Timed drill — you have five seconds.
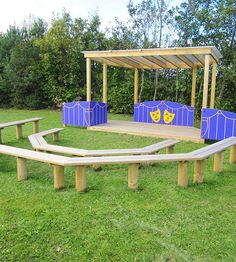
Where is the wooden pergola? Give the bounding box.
[82,46,222,109]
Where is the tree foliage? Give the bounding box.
[0,1,235,114]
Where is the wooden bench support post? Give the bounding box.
[75,166,86,192]
[0,129,2,144]
[178,161,188,187]
[33,120,39,133]
[128,163,139,189]
[213,151,224,173]
[52,132,59,141]
[17,157,27,181]
[166,145,174,154]
[193,160,204,184]
[229,145,236,164]
[16,124,23,139]
[53,165,65,189]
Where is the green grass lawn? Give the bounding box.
[0,109,235,262]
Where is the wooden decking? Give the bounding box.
[88,120,204,143]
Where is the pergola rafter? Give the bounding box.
[82,46,222,109]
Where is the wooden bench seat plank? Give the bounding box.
[0,144,68,165]
[65,153,198,166]
[38,128,64,137]
[191,137,236,158]
[0,117,43,128]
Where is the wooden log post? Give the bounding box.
[16,124,23,139]
[53,165,65,189]
[33,120,39,133]
[229,145,236,164]
[0,129,2,144]
[193,160,204,184]
[134,68,139,104]
[103,64,107,104]
[86,58,91,102]
[128,163,139,189]
[202,54,210,108]
[178,161,188,187]
[210,61,217,109]
[75,166,86,192]
[17,157,27,181]
[166,145,174,154]
[213,151,224,173]
[191,65,197,107]
[52,132,59,141]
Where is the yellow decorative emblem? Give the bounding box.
[150,109,161,123]
[163,109,175,124]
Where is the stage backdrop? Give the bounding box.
[62,101,107,127]
[201,108,236,140]
[134,101,194,127]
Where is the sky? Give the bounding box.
[0,0,182,33]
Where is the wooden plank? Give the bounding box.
[17,157,27,181]
[86,58,91,102]
[191,66,197,107]
[16,124,23,139]
[0,144,69,165]
[66,153,199,166]
[75,166,86,192]
[176,55,194,68]
[134,68,138,104]
[230,145,236,164]
[82,47,222,60]
[202,54,210,108]
[88,120,204,144]
[33,120,39,133]
[118,57,142,68]
[128,163,139,189]
[145,56,167,68]
[53,165,65,189]
[0,117,43,128]
[178,161,188,187]
[39,128,64,137]
[103,64,108,104]
[213,151,224,173]
[193,160,204,183]
[210,61,217,108]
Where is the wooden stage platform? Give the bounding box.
[88,120,204,143]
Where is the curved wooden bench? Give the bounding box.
[0,117,43,143]
[0,136,235,192]
[29,128,179,156]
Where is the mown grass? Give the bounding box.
[0,109,235,262]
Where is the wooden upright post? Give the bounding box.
[191,66,197,107]
[16,124,23,139]
[210,61,217,109]
[178,161,188,187]
[128,163,139,189]
[213,152,224,173]
[193,160,204,183]
[33,120,39,133]
[202,54,210,108]
[230,145,236,164]
[86,58,91,102]
[17,157,27,181]
[52,132,59,141]
[75,166,86,192]
[166,145,174,154]
[53,165,65,189]
[134,68,139,104]
[103,64,107,104]
[0,129,2,144]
